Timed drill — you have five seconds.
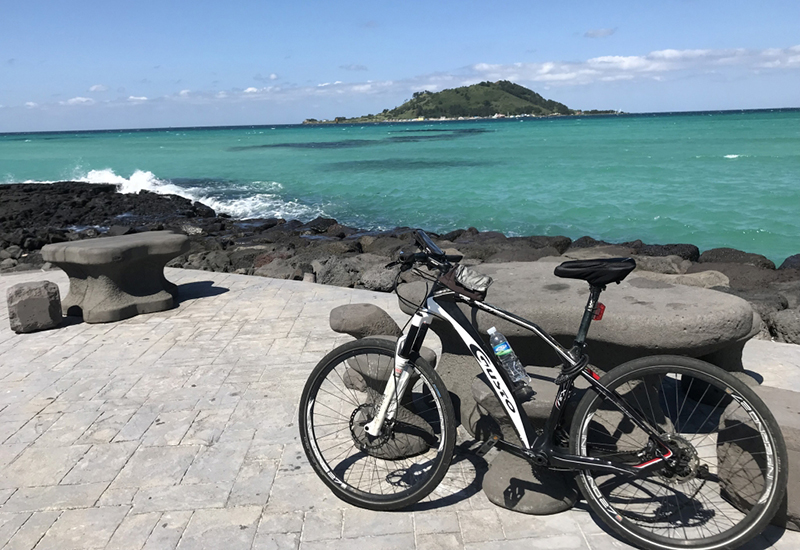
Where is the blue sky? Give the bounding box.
[1,0,798,132]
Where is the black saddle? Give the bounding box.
[554,258,636,287]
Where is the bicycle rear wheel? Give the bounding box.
[570,355,787,550]
[299,337,456,510]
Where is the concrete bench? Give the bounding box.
[41,231,189,323]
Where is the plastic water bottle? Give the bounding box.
[487,326,531,387]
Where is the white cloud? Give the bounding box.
[61,97,95,106]
[179,89,191,96]
[340,64,368,71]
[585,28,616,39]
[24,102,38,108]
[270,73,278,80]
[128,96,148,102]
[89,84,108,92]
[244,87,259,93]
[470,45,800,87]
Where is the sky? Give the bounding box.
[1,0,798,132]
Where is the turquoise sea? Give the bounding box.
[1,109,799,264]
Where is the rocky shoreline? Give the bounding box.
[2,181,799,343]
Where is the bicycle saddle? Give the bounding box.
[554,257,636,286]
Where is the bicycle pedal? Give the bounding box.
[474,434,500,457]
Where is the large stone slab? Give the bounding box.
[41,231,189,323]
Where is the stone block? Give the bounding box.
[483,450,579,515]
[7,280,62,333]
[330,303,402,339]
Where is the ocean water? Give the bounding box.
[1,110,799,264]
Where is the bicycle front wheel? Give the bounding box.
[570,355,787,550]
[299,337,456,510]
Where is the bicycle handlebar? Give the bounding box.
[383,230,462,271]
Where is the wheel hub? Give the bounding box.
[657,434,700,484]
[349,404,392,452]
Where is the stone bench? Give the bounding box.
[41,231,189,323]
[397,259,759,430]
[396,259,761,514]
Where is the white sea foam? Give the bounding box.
[724,154,740,158]
[81,168,189,196]
[65,168,328,221]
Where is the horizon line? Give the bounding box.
[2,106,798,137]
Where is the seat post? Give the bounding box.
[573,284,604,350]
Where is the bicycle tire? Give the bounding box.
[570,355,787,550]
[299,337,456,510]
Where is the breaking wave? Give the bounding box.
[56,168,328,221]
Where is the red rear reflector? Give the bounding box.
[593,303,606,321]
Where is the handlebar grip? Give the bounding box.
[445,254,463,263]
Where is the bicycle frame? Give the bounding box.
[375,278,677,478]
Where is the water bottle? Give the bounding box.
[487,326,531,387]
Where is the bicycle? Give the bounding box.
[299,229,787,550]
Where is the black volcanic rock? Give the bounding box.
[698,247,776,270]
[780,254,800,270]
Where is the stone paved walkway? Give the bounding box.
[0,267,797,550]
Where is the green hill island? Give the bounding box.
[303,80,618,124]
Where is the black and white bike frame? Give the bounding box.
[367,283,677,478]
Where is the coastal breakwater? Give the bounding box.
[2,181,799,344]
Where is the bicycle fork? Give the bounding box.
[363,310,433,437]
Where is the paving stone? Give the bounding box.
[302,533,415,550]
[106,511,162,550]
[112,410,158,443]
[96,485,139,507]
[182,440,249,484]
[457,509,504,543]
[176,506,261,550]
[132,482,232,513]
[413,510,461,535]
[35,506,130,550]
[30,411,101,447]
[113,445,199,487]
[302,509,343,541]
[61,441,140,484]
[227,458,278,506]
[465,534,590,549]
[416,533,465,550]
[142,510,193,550]
[0,488,16,505]
[342,508,413,538]
[0,444,90,488]
[2,510,60,550]
[141,410,199,446]
[0,513,31,547]
[3,413,60,444]
[75,409,137,444]
[1,482,108,513]
[181,409,234,445]
[256,511,304,534]
[251,532,300,550]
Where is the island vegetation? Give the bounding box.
[303,80,619,124]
